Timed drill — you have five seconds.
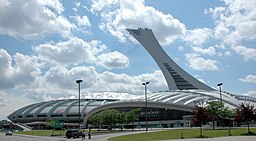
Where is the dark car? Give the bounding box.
[5,131,13,136]
[66,129,84,139]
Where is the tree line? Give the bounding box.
[192,101,256,137]
[87,101,255,135]
[88,108,141,131]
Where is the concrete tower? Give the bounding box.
[127,28,214,91]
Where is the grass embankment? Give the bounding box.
[16,130,65,136]
[16,130,53,136]
[108,128,256,141]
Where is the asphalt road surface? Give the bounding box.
[1,131,256,141]
[0,132,67,141]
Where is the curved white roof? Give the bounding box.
[8,90,256,124]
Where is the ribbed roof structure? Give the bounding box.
[8,99,117,123]
[8,90,256,124]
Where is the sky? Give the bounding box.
[0,0,256,120]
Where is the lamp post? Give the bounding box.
[142,82,149,132]
[217,83,223,102]
[76,79,83,131]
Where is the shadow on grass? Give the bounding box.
[241,131,256,136]
[195,135,209,138]
[50,134,62,136]
[204,128,230,131]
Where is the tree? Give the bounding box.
[108,109,119,130]
[100,109,119,130]
[117,112,126,130]
[46,119,55,129]
[192,102,211,137]
[125,108,140,124]
[235,102,255,134]
[88,108,141,131]
[206,101,225,129]
[222,107,235,136]
[88,112,103,130]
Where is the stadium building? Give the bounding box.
[8,28,256,130]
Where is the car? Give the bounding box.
[65,129,84,139]
[5,131,13,136]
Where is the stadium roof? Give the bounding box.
[8,90,256,124]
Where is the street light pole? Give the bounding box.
[142,82,149,132]
[217,83,223,102]
[76,79,83,131]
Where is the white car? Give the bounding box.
[5,131,12,136]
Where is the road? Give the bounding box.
[0,131,143,141]
[1,131,256,141]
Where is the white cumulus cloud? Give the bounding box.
[239,74,256,83]
[185,54,219,71]
[192,46,216,56]
[72,15,91,27]
[90,0,186,45]
[44,66,98,89]
[232,46,256,61]
[0,0,74,38]
[183,28,212,46]
[33,38,107,66]
[207,0,256,49]
[243,91,256,98]
[0,49,41,89]
[97,70,167,94]
[97,51,129,69]
[0,91,34,120]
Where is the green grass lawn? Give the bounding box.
[16,129,65,136]
[108,128,256,141]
